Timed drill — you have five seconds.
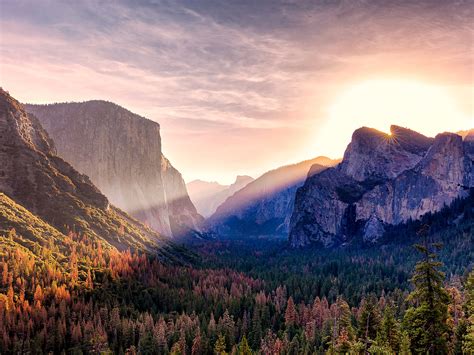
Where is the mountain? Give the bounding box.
[290,125,474,247]
[458,128,474,141]
[187,180,228,216]
[26,101,203,238]
[0,88,181,256]
[187,175,254,217]
[207,157,340,238]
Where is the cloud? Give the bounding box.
[0,0,472,183]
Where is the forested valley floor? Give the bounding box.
[0,193,473,354]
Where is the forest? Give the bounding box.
[0,196,473,354]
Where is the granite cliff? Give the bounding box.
[26,101,203,238]
[290,125,474,247]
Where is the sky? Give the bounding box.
[1,0,473,184]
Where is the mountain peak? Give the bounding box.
[457,128,474,141]
[234,175,253,185]
[389,125,433,154]
[26,100,160,131]
[351,126,388,142]
[0,88,55,155]
[340,125,433,181]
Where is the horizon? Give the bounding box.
[1,0,473,184]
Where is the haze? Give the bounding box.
[0,0,472,184]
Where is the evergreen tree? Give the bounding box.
[463,270,474,353]
[287,334,300,355]
[249,307,262,349]
[357,294,381,350]
[237,335,252,355]
[403,225,450,354]
[214,334,228,355]
[399,331,411,355]
[380,304,400,351]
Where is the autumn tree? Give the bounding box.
[214,334,228,355]
[237,335,252,355]
[285,297,297,328]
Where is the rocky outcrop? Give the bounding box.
[0,88,167,251]
[289,125,474,247]
[187,176,254,217]
[26,101,202,238]
[160,156,204,237]
[339,126,433,181]
[208,157,339,238]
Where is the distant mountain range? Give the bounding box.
[206,156,340,238]
[26,101,203,239]
[290,125,474,247]
[187,175,254,217]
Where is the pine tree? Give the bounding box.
[2,262,8,286]
[214,334,228,355]
[191,328,202,355]
[249,307,262,349]
[285,297,297,327]
[380,304,400,351]
[463,270,474,353]
[287,334,300,355]
[237,335,252,355]
[403,225,450,354]
[218,309,235,348]
[357,294,381,350]
[399,330,411,355]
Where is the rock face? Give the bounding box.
[0,88,167,251]
[289,125,474,247]
[26,101,203,238]
[208,157,339,238]
[160,156,204,237]
[187,176,254,217]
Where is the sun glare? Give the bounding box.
[314,79,472,157]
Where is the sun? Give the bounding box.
[314,79,473,157]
